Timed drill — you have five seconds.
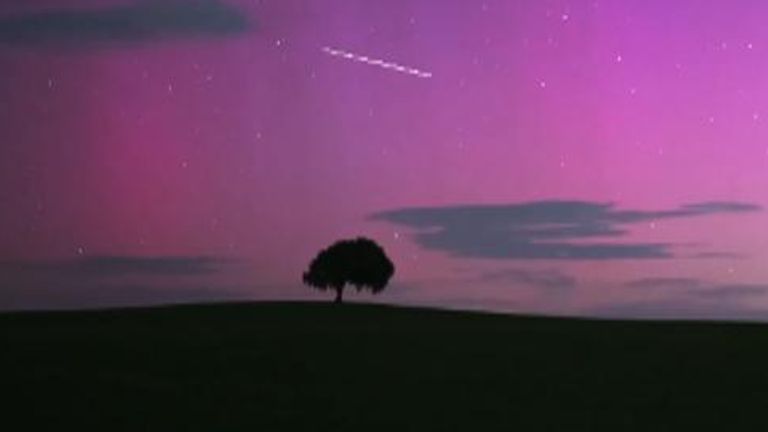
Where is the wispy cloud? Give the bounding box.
[0,283,245,311]
[477,268,576,290]
[371,200,760,260]
[74,255,229,276]
[624,277,702,290]
[0,255,242,310]
[2,255,232,277]
[694,284,768,300]
[623,277,768,300]
[0,1,249,47]
[689,252,746,260]
[593,280,768,321]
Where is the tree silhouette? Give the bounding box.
[303,237,395,303]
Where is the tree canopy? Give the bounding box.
[303,237,395,303]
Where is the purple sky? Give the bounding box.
[1,0,768,319]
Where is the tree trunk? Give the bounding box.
[334,286,344,304]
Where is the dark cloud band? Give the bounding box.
[0,255,232,277]
[477,268,577,290]
[371,200,760,260]
[0,1,249,46]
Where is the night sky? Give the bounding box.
[2,0,768,319]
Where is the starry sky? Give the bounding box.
[2,0,768,319]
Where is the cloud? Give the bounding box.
[689,252,746,259]
[0,1,249,47]
[589,298,768,322]
[0,283,245,311]
[477,268,576,290]
[693,284,768,300]
[0,255,243,310]
[2,255,232,277]
[623,278,768,300]
[74,255,229,276]
[592,280,768,321]
[624,277,702,290]
[370,200,760,260]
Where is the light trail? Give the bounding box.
[322,46,432,78]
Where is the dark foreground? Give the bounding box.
[2,302,768,431]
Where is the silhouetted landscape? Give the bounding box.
[4,0,768,429]
[304,237,395,303]
[3,301,768,431]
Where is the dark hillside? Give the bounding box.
[2,302,767,430]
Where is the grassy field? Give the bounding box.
[2,301,768,430]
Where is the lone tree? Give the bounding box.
[303,237,395,303]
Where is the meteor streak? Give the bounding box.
[322,46,432,78]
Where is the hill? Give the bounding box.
[2,301,767,430]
